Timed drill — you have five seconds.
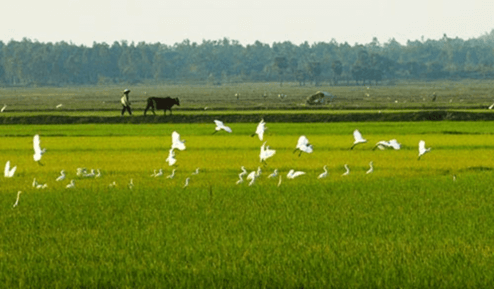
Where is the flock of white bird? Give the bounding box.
[5,121,432,208]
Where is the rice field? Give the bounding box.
[2,121,494,288]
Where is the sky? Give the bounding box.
[2,0,493,47]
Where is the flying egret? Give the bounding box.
[56,104,63,108]
[166,149,177,166]
[267,169,278,178]
[4,161,17,178]
[33,134,46,165]
[260,142,276,164]
[1,104,7,112]
[166,169,176,179]
[373,139,401,150]
[247,171,257,186]
[342,164,350,176]
[317,165,328,179]
[287,169,306,179]
[293,135,313,156]
[56,170,65,181]
[183,177,190,188]
[13,191,22,208]
[366,161,374,174]
[252,119,266,141]
[213,120,232,134]
[171,131,186,151]
[192,168,200,175]
[350,130,367,149]
[418,140,431,160]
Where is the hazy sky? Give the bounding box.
[2,0,493,47]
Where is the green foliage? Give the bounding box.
[2,122,494,287]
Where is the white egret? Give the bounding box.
[260,142,276,164]
[166,149,176,166]
[13,191,22,208]
[489,103,494,110]
[293,135,313,156]
[287,169,306,179]
[66,180,75,188]
[95,169,101,178]
[351,130,367,150]
[366,161,374,174]
[56,104,63,108]
[128,179,134,189]
[373,139,401,150]
[1,104,7,112]
[154,169,163,177]
[56,170,65,181]
[109,181,117,188]
[32,178,38,188]
[83,169,96,178]
[236,167,247,184]
[252,119,266,141]
[317,165,328,179]
[166,169,176,179]
[418,140,431,160]
[76,168,87,177]
[4,161,17,178]
[342,164,350,176]
[267,169,278,178]
[278,175,282,186]
[183,177,190,188]
[171,131,186,151]
[192,168,200,175]
[36,183,48,189]
[247,171,257,186]
[256,166,262,177]
[33,134,46,165]
[213,120,232,134]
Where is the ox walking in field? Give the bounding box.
[144,97,180,116]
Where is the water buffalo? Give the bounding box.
[144,97,180,115]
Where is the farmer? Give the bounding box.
[121,89,132,115]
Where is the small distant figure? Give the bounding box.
[1,104,7,112]
[121,89,132,116]
[431,92,437,102]
[235,93,240,100]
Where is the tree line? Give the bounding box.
[1,30,494,87]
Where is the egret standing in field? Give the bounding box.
[350,129,367,150]
[66,180,75,188]
[56,170,65,181]
[293,135,313,156]
[33,134,46,165]
[154,169,163,177]
[247,170,257,186]
[166,169,176,179]
[342,164,350,176]
[373,139,401,150]
[12,191,22,208]
[260,142,276,164]
[171,131,186,151]
[236,166,247,184]
[366,161,374,174]
[4,161,17,178]
[213,120,232,134]
[267,169,278,179]
[418,140,431,160]
[128,179,134,190]
[252,119,267,141]
[287,169,306,179]
[183,177,190,188]
[317,165,328,179]
[192,168,200,175]
[277,175,282,186]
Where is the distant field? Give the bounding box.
[0,80,493,111]
[2,122,494,287]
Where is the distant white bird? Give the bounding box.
[171,131,186,151]
[13,191,22,208]
[4,161,17,178]
[317,165,328,179]
[32,178,38,188]
[278,175,282,186]
[56,104,63,108]
[342,164,350,176]
[247,171,257,186]
[33,134,46,165]
[278,94,287,100]
[236,166,247,184]
[56,170,65,181]
[76,168,87,177]
[166,149,177,166]
[366,161,374,174]
[167,169,176,179]
[128,179,134,189]
[489,103,494,110]
[351,130,367,149]
[213,120,232,134]
[373,139,401,150]
[83,169,96,178]
[260,142,276,163]
[256,166,262,177]
[95,169,101,178]
[154,169,163,177]
[36,183,48,189]
[183,177,190,188]
[293,135,313,156]
[418,140,431,160]
[109,181,117,188]
[267,169,278,178]
[1,104,6,112]
[192,168,200,175]
[252,119,267,141]
[287,169,305,179]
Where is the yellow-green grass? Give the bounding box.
[2,122,494,288]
